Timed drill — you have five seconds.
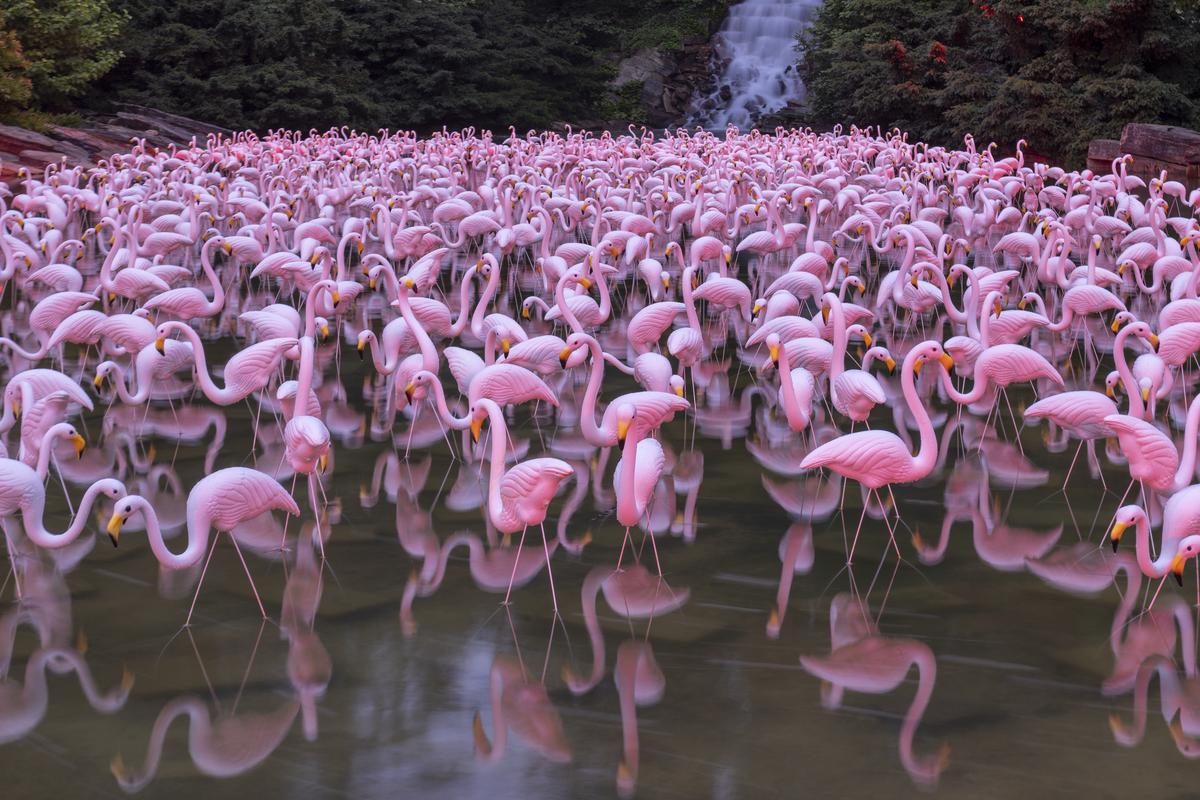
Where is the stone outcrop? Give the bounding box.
[1088,124,1200,186]
[609,37,719,128]
[1,105,233,185]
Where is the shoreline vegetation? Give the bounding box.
[0,0,1198,169]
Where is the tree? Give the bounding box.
[3,0,126,110]
[800,0,1200,164]
[0,11,33,119]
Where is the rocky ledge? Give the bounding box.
[1,104,233,185]
[1088,124,1200,186]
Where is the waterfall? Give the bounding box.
[689,0,818,130]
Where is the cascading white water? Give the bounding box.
[689,0,818,130]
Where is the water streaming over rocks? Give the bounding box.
[689,0,818,129]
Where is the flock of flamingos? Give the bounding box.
[4,123,1200,794]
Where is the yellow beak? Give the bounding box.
[70,434,86,459]
[862,332,873,347]
[673,384,684,397]
[154,337,165,355]
[885,357,897,372]
[106,513,124,547]
[939,353,954,370]
[577,277,593,290]
[559,346,572,368]
[471,417,482,444]
[318,453,329,474]
[616,418,630,444]
[1171,553,1187,585]
[1110,520,1128,551]
[768,343,780,364]
[1149,333,1160,351]
[93,373,105,389]
[404,382,415,403]
[821,306,830,325]
[331,289,341,305]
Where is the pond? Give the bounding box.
[0,282,1190,800]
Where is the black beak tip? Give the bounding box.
[1111,538,1120,553]
[1176,571,1185,586]
[108,534,118,548]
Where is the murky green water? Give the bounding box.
[1,339,1193,800]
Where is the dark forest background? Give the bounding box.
[2,0,1198,164]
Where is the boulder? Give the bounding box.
[1119,124,1200,166]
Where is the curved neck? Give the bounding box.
[198,239,225,311]
[145,495,210,568]
[904,353,938,474]
[484,404,508,528]
[776,343,807,432]
[397,285,438,373]
[681,266,700,330]
[470,263,500,338]
[1173,393,1200,489]
[827,295,847,384]
[898,647,938,781]
[566,567,611,694]
[579,336,608,446]
[554,272,585,333]
[1114,327,1146,418]
[21,481,112,548]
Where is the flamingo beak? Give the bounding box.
[1141,385,1151,403]
[673,384,684,397]
[93,373,106,389]
[768,343,779,365]
[404,382,415,403]
[752,300,764,317]
[357,340,366,360]
[471,417,482,444]
[724,251,731,264]
[821,306,830,325]
[320,323,330,341]
[616,418,630,445]
[369,277,376,290]
[662,275,670,289]
[402,277,415,290]
[154,337,165,355]
[331,289,341,305]
[910,274,919,287]
[71,434,86,459]
[1018,299,1027,310]
[222,241,232,255]
[559,346,572,369]
[938,353,954,370]
[318,454,329,474]
[501,338,510,355]
[1149,333,1160,352]
[578,277,593,290]
[1110,520,1128,551]
[522,306,530,319]
[357,241,364,254]
[1171,553,1187,586]
[886,357,897,373]
[1106,384,1116,398]
[993,301,1002,318]
[862,332,873,347]
[106,513,124,547]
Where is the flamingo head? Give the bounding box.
[1105,371,1121,398]
[669,375,685,398]
[751,298,766,319]
[615,403,635,446]
[105,492,146,548]
[765,333,782,366]
[910,340,953,375]
[1170,537,1200,587]
[1108,505,1146,552]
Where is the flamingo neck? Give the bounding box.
[1133,513,1174,577]
[904,354,938,477]
[580,336,607,445]
[397,285,438,373]
[1113,328,1146,418]
[21,480,111,548]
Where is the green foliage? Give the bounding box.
[0,11,33,120]
[3,0,126,110]
[92,0,728,132]
[599,80,648,124]
[801,0,1200,164]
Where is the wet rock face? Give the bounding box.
[1,105,231,185]
[609,38,720,128]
